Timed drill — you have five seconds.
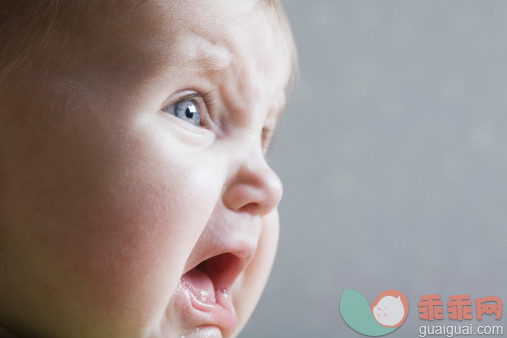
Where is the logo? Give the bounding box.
[340,289,409,336]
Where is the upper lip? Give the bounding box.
[183,243,257,289]
[177,211,262,335]
[181,208,262,286]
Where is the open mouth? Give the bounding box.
[176,253,247,336]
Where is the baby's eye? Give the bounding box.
[163,98,201,126]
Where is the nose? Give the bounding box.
[222,149,283,216]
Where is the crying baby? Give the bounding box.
[0,0,297,337]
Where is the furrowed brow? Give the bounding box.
[179,34,233,73]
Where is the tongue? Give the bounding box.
[180,268,216,303]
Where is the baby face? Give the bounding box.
[0,1,292,337]
[372,296,405,327]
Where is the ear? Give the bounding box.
[396,296,401,300]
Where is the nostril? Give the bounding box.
[239,202,260,214]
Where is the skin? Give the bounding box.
[0,0,292,337]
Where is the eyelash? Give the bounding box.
[262,127,277,155]
[197,90,215,112]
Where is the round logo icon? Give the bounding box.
[340,289,409,336]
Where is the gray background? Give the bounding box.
[242,1,507,337]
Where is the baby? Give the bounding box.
[0,0,296,337]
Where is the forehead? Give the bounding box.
[122,0,293,104]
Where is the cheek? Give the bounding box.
[76,128,223,315]
[8,116,225,332]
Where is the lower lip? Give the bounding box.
[173,270,237,336]
[183,325,222,338]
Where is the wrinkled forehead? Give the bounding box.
[128,0,294,94]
